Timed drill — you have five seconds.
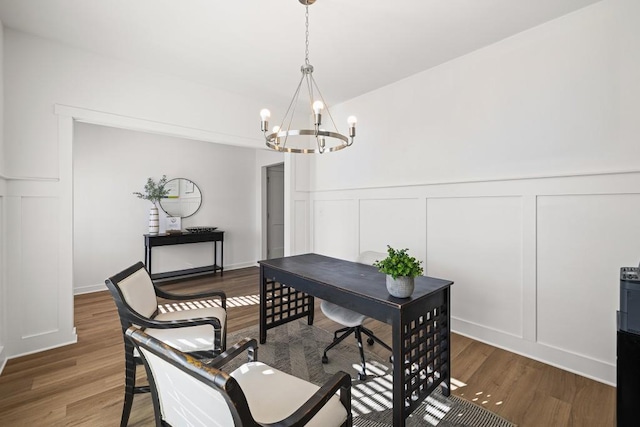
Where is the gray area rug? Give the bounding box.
[226,320,515,427]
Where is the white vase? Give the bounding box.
[149,204,159,236]
[386,275,414,298]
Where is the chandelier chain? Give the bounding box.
[304,5,310,65]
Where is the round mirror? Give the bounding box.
[159,178,202,218]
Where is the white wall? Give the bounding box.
[0,18,4,175]
[292,0,640,385]
[3,29,270,179]
[1,28,275,359]
[73,123,262,294]
[0,18,6,371]
[0,193,5,371]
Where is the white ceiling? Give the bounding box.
[0,0,601,105]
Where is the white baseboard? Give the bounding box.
[8,334,78,360]
[73,262,259,295]
[0,346,6,376]
[74,283,107,295]
[452,317,616,386]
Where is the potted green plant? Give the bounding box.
[373,245,424,298]
[133,175,170,236]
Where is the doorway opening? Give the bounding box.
[265,163,284,259]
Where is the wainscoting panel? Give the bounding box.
[537,194,640,365]
[312,199,357,260]
[359,198,425,261]
[427,196,524,338]
[306,173,640,384]
[293,199,309,255]
[20,196,60,337]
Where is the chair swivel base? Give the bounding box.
[322,325,392,381]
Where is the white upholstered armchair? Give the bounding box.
[126,326,352,427]
[106,261,227,426]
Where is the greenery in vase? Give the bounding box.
[373,245,424,279]
[133,175,170,204]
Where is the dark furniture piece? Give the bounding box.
[258,253,453,427]
[617,266,640,426]
[126,326,352,427]
[106,262,227,427]
[617,328,640,427]
[144,230,224,282]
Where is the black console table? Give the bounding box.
[144,231,224,282]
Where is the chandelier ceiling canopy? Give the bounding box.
[259,0,356,154]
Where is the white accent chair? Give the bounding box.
[106,261,227,427]
[320,251,392,381]
[126,326,352,427]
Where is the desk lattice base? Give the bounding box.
[262,279,314,328]
[402,304,449,412]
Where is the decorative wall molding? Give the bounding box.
[305,173,640,385]
[306,169,640,194]
[54,104,262,149]
[0,172,58,181]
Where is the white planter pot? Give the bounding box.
[386,275,414,298]
[149,204,159,236]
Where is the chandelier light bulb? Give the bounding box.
[347,116,357,127]
[260,109,271,121]
[312,100,324,114]
[272,125,280,133]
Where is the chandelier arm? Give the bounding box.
[283,84,303,149]
[304,72,319,141]
[306,77,324,152]
[310,74,340,133]
[279,71,307,149]
[279,71,306,132]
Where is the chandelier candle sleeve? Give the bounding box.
[260,109,270,132]
[348,116,357,138]
[313,100,324,127]
[259,0,356,154]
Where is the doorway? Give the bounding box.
[266,163,285,259]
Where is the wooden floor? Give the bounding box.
[0,267,615,426]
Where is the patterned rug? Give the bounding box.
[226,321,515,427]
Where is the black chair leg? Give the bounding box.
[322,326,356,364]
[121,344,137,427]
[354,327,368,381]
[324,324,392,381]
[333,326,351,340]
[361,326,393,352]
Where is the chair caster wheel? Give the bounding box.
[358,372,367,381]
[367,337,374,346]
[322,355,328,364]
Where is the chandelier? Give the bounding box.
[259,0,356,154]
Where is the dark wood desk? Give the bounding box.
[144,231,224,282]
[258,253,453,426]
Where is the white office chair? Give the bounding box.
[320,251,392,381]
